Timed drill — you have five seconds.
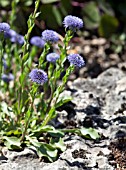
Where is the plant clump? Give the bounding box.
[0,0,99,162]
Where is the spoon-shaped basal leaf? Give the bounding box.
[80,127,100,140]
[26,136,58,162]
[3,136,21,150]
[50,137,66,152]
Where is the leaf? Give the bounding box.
[98,14,119,38]
[52,6,62,26]
[19,72,25,85]
[0,0,10,7]
[62,65,74,84]
[22,52,29,63]
[24,0,32,6]
[41,0,60,4]
[5,129,22,136]
[3,136,21,150]
[35,12,41,18]
[1,102,15,119]
[33,125,54,133]
[32,125,64,138]
[40,4,61,29]
[48,129,64,138]
[59,0,72,16]
[82,1,101,29]
[26,136,58,162]
[55,96,72,108]
[50,137,66,152]
[80,128,100,140]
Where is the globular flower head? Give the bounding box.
[46,53,60,63]
[0,22,10,32]
[29,69,48,85]
[63,15,83,31]
[4,29,24,45]
[16,34,24,45]
[4,29,17,38]
[67,54,85,68]
[2,73,14,83]
[30,36,45,48]
[42,30,59,43]
[2,58,8,70]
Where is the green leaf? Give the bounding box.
[52,6,62,26]
[55,96,72,108]
[41,0,60,4]
[35,12,41,18]
[33,125,54,133]
[32,125,64,138]
[82,1,101,29]
[5,129,22,136]
[1,102,15,119]
[3,136,21,150]
[0,0,10,7]
[25,110,31,120]
[50,137,66,152]
[62,65,74,84]
[48,129,64,138]
[40,4,60,29]
[19,72,25,85]
[98,14,119,38]
[60,0,72,16]
[24,0,32,6]
[26,136,58,162]
[80,128,100,140]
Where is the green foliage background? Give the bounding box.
[0,0,126,38]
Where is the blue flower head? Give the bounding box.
[2,58,8,70]
[46,53,60,63]
[30,36,45,48]
[67,54,85,68]
[4,29,24,45]
[2,73,14,83]
[16,34,24,45]
[63,15,83,31]
[4,29,17,38]
[0,22,10,32]
[29,69,48,85]
[42,30,59,43]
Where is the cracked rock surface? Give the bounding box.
[0,67,126,170]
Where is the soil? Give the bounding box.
[109,138,126,169]
[0,36,126,170]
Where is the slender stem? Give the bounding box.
[41,107,55,127]
[20,114,30,142]
[38,43,50,69]
[10,0,18,28]
[20,85,37,142]
[0,35,4,88]
[18,0,41,114]
[41,32,74,127]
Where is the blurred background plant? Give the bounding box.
[1,0,126,54]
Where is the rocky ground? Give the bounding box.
[0,37,126,170]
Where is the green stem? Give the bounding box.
[41,106,55,127]
[18,0,41,114]
[20,113,31,142]
[41,66,74,127]
[38,43,50,69]
[41,32,74,127]
[0,35,4,88]
[20,84,37,142]
[10,0,19,28]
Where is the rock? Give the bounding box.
[1,67,126,170]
